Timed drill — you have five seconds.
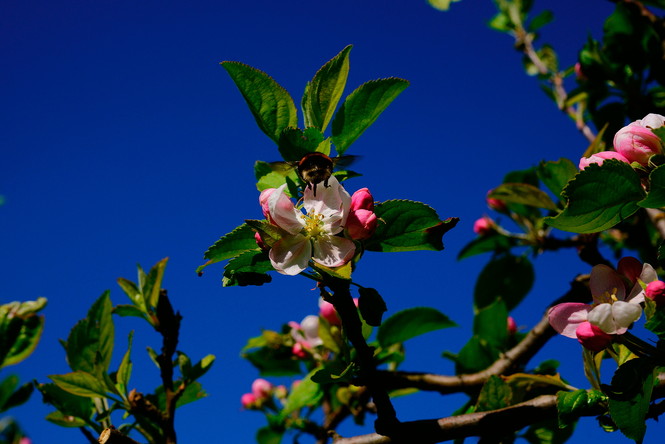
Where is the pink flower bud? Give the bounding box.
[486,190,507,212]
[350,188,374,212]
[292,342,308,358]
[507,316,517,335]
[319,299,341,325]
[574,62,586,81]
[251,378,273,398]
[241,393,257,409]
[617,256,642,284]
[346,209,378,240]
[578,151,630,170]
[576,321,612,352]
[254,231,267,250]
[614,123,662,165]
[473,216,494,236]
[259,188,276,223]
[646,280,665,305]
[19,439,32,444]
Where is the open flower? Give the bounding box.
[548,260,656,347]
[262,176,356,275]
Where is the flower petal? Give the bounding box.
[304,176,351,233]
[548,303,591,338]
[311,235,356,268]
[269,234,311,275]
[590,264,625,303]
[611,300,642,334]
[588,303,617,334]
[269,184,305,234]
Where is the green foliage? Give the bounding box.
[0,297,46,368]
[364,200,458,252]
[475,375,511,412]
[557,389,606,428]
[638,164,665,208]
[221,61,298,144]
[377,307,456,348]
[302,45,352,132]
[357,287,387,327]
[606,358,655,443]
[537,158,578,201]
[223,250,273,287]
[428,0,462,11]
[545,160,645,233]
[474,254,534,311]
[457,233,519,260]
[331,78,409,154]
[488,182,557,211]
[278,127,326,161]
[281,371,323,415]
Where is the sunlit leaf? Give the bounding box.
[302,45,352,132]
[222,250,273,287]
[332,78,409,154]
[198,224,260,274]
[221,61,297,143]
[488,183,557,211]
[364,200,458,252]
[281,370,323,415]
[545,160,644,233]
[49,371,110,398]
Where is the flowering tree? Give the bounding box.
[4,1,665,444]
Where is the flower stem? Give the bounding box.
[324,277,402,437]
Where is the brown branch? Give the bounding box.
[332,394,563,444]
[377,275,590,395]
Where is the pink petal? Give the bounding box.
[311,235,355,268]
[590,264,625,303]
[548,303,591,338]
[269,234,311,275]
[268,184,304,235]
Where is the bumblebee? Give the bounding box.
[268,152,357,196]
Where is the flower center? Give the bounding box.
[598,287,619,304]
[302,212,326,239]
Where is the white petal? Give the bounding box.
[590,265,626,303]
[611,300,642,332]
[269,234,311,275]
[588,303,617,334]
[300,315,323,346]
[269,184,305,234]
[311,235,355,268]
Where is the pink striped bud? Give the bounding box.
[241,393,257,409]
[578,151,630,170]
[614,123,662,165]
[350,188,374,211]
[646,280,665,305]
[576,321,612,352]
[473,216,494,236]
[251,378,273,399]
[507,316,517,335]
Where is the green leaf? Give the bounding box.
[358,287,387,327]
[644,299,665,339]
[528,10,554,32]
[282,370,323,415]
[364,200,458,252]
[0,375,18,412]
[428,0,462,11]
[545,160,645,233]
[64,291,114,374]
[154,381,207,409]
[537,158,578,201]
[257,426,284,444]
[457,233,518,260]
[37,382,94,422]
[49,371,110,398]
[474,299,508,350]
[0,381,33,412]
[187,354,215,382]
[523,418,576,444]
[0,298,46,368]
[331,78,409,154]
[221,61,297,143]
[116,331,133,396]
[243,346,302,376]
[556,389,606,428]
[302,45,352,132]
[311,361,356,384]
[606,358,655,443]
[452,335,499,374]
[112,304,148,321]
[222,250,273,287]
[117,277,143,311]
[377,307,456,348]
[475,375,512,412]
[45,410,87,428]
[638,164,665,208]
[474,254,534,312]
[277,127,325,161]
[254,161,302,194]
[488,183,557,211]
[198,223,260,274]
[141,258,168,308]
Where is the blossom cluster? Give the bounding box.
[548,257,659,351]
[257,176,377,275]
[579,113,665,170]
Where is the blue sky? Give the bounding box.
[2,0,657,442]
